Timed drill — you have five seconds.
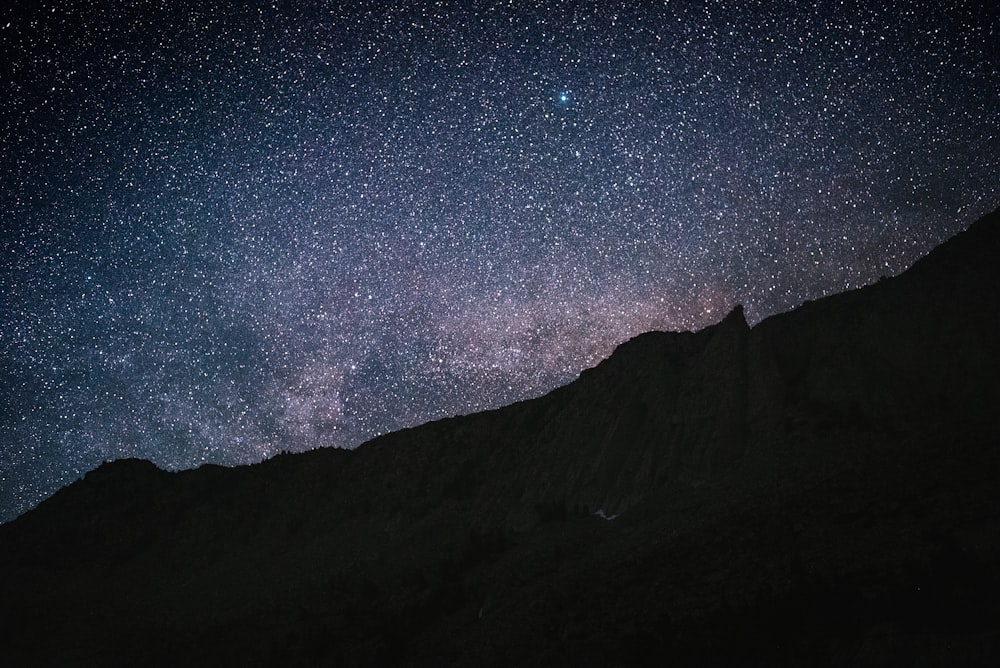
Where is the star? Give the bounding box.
[0,1,996,522]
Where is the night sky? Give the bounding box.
[2,1,998,521]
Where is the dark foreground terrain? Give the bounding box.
[3,208,1000,667]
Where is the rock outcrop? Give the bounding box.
[2,208,999,667]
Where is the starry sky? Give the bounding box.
[2,0,998,521]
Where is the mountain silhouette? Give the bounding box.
[2,208,999,666]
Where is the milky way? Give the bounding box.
[2,1,998,521]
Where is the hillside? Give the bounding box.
[2,208,999,667]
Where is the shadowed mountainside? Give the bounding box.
[2,208,999,666]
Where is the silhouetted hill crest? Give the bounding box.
[3,206,999,666]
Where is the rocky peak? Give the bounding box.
[3,209,1000,666]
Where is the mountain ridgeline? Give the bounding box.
[3,208,1000,666]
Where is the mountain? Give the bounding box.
[2,208,999,667]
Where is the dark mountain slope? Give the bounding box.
[754,211,1000,439]
[2,208,999,667]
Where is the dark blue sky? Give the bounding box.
[2,0,998,521]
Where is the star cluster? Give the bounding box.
[2,0,998,520]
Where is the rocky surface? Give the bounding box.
[2,208,999,666]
